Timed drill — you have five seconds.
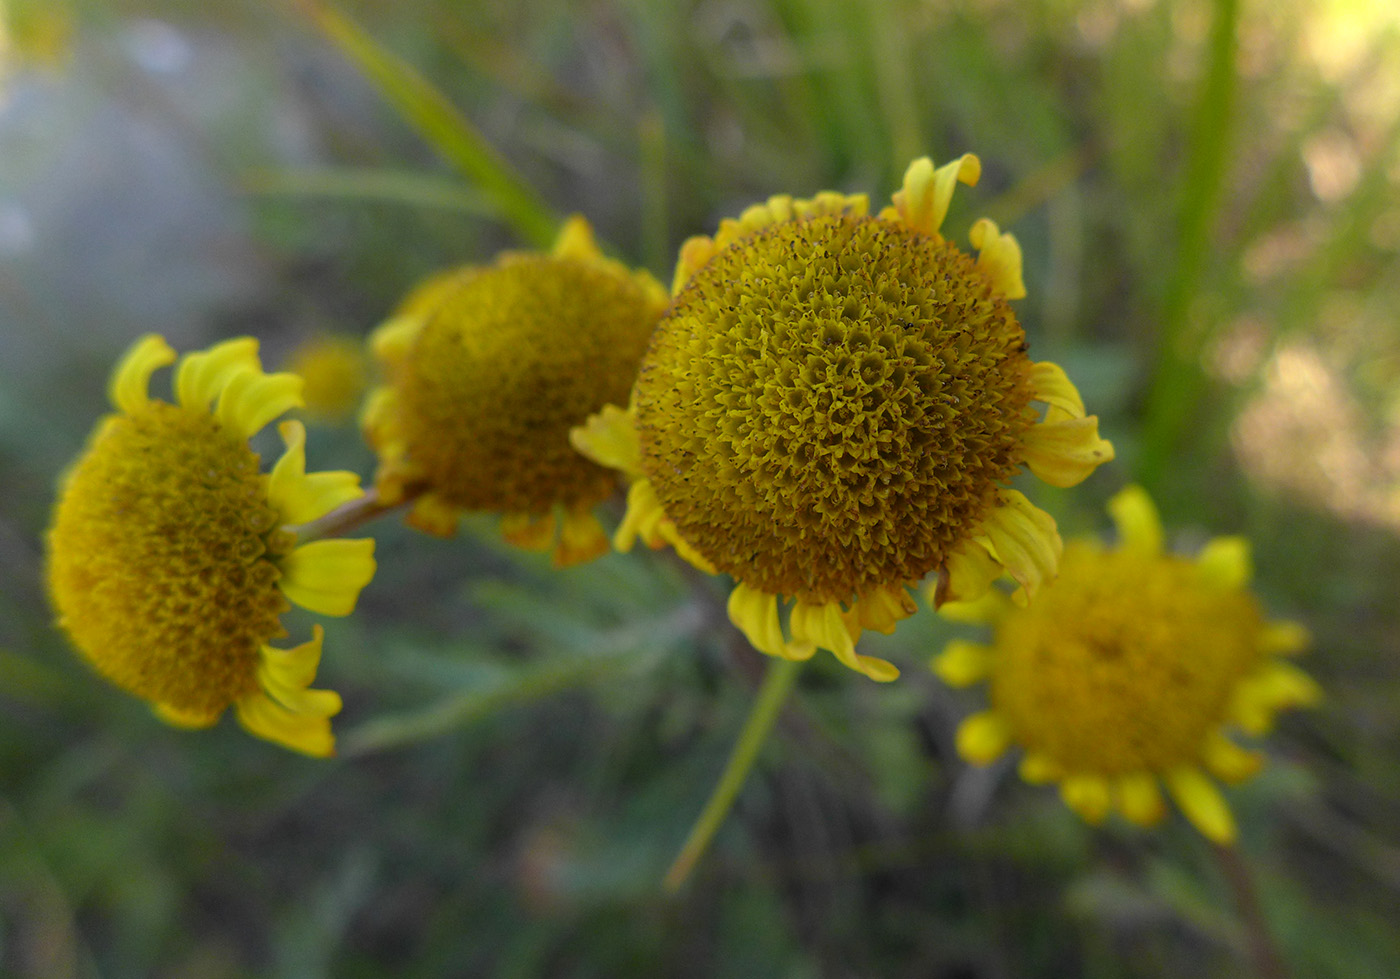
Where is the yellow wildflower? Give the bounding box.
[363,216,668,567]
[934,486,1320,843]
[47,335,377,757]
[575,155,1112,680]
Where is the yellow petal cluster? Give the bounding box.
[934,486,1319,842]
[47,335,376,756]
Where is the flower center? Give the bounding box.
[395,256,659,514]
[989,544,1265,774]
[634,214,1037,602]
[47,403,292,716]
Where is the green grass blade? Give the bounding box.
[305,1,558,247]
[240,166,495,214]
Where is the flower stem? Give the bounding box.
[663,657,804,892]
[1213,842,1289,979]
[291,485,420,542]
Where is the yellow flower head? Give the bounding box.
[933,486,1320,843]
[46,335,377,757]
[574,155,1112,681]
[363,215,668,567]
[282,334,369,424]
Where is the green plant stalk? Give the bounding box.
[664,657,804,892]
[307,2,557,248]
[1137,0,1239,488]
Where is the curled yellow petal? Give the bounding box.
[175,337,259,412]
[934,587,1011,626]
[109,334,176,414]
[235,690,336,758]
[979,490,1062,603]
[790,599,897,681]
[369,313,424,364]
[1022,415,1115,488]
[969,217,1026,299]
[616,477,669,552]
[279,538,376,617]
[850,585,917,634]
[956,711,1012,764]
[215,368,304,440]
[267,421,364,526]
[937,538,1002,606]
[1166,767,1236,844]
[571,403,642,476]
[933,639,992,688]
[884,153,981,237]
[1028,361,1086,421]
[728,583,810,661]
[1107,485,1163,557]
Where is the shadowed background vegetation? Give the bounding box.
[1,0,1398,975]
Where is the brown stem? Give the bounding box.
[1213,842,1289,979]
[292,484,423,542]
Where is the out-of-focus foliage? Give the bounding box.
[1,0,1398,975]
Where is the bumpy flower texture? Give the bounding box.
[47,336,377,757]
[363,216,669,567]
[934,486,1320,843]
[573,154,1113,680]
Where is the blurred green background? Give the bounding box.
[2,0,1399,975]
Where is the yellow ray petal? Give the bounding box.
[259,625,326,691]
[969,218,1026,299]
[175,337,259,412]
[109,334,176,414]
[551,213,603,262]
[956,711,1012,764]
[1260,620,1310,656]
[658,522,719,575]
[790,599,898,681]
[1022,416,1115,488]
[728,583,812,661]
[554,509,609,567]
[1061,774,1113,824]
[1166,767,1236,844]
[937,538,1003,606]
[882,154,981,238]
[1195,536,1252,590]
[267,421,364,526]
[406,493,460,537]
[932,639,993,687]
[673,234,721,294]
[1107,485,1163,557]
[1116,772,1167,827]
[850,585,917,634]
[501,511,557,552]
[1018,752,1062,785]
[616,477,668,552]
[979,491,1062,603]
[369,313,424,364]
[571,403,642,476]
[1201,731,1264,784]
[279,538,377,617]
[934,587,1012,626]
[1028,361,1086,421]
[153,701,221,730]
[235,691,336,758]
[215,368,304,440]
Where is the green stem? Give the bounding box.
[663,657,804,892]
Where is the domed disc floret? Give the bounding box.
[636,213,1037,603]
